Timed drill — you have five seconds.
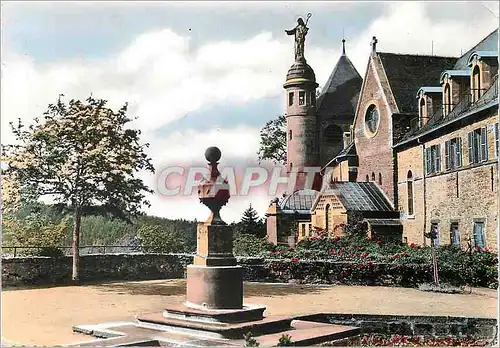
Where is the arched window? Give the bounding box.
[324,124,343,144]
[419,98,426,125]
[444,83,451,115]
[289,129,292,141]
[365,175,369,182]
[371,172,375,181]
[378,173,382,185]
[407,170,414,216]
[325,204,330,231]
[472,65,481,102]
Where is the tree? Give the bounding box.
[2,213,70,257]
[257,114,286,164]
[1,95,155,282]
[236,204,266,238]
[137,224,184,254]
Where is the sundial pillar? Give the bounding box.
[185,147,243,310]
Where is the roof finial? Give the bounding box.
[342,29,346,55]
[371,36,378,56]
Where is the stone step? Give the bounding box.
[244,320,361,347]
[136,312,293,339]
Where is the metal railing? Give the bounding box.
[1,245,142,257]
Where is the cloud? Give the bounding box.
[2,1,498,223]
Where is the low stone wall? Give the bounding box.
[0,254,493,290]
[298,313,497,339]
[2,253,194,287]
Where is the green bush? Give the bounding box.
[137,224,185,254]
[264,236,497,288]
[233,233,274,257]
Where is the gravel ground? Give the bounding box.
[1,280,497,346]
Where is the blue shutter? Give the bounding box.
[456,137,462,167]
[495,123,499,157]
[444,141,450,170]
[468,132,474,164]
[435,145,441,172]
[425,148,430,174]
[480,127,488,161]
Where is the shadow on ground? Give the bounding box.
[90,280,330,297]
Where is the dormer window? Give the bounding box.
[288,92,294,106]
[419,98,426,125]
[299,91,306,106]
[443,83,452,116]
[472,65,481,102]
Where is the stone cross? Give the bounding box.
[371,36,378,55]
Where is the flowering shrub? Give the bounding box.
[354,334,491,346]
[258,236,497,288]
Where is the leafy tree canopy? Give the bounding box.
[257,114,286,165]
[1,95,155,280]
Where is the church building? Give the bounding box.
[266,22,498,252]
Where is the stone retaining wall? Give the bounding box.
[298,313,497,339]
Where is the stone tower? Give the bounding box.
[283,57,319,186]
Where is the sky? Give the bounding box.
[1,1,499,223]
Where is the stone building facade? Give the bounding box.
[267,28,499,251]
[394,30,499,250]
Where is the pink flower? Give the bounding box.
[484,247,490,252]
[342,271,348,276]
[328,249,336,255]
[338,252,343,257]
[310,236,318,241]
[362,252,368,258]
[377,240,382,245]
[367,260,373,265]
[410,243,416,248]
[269,250,275,255]
[278,250,284,255]
[291,257,300,263]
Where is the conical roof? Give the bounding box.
[316,42,362,119]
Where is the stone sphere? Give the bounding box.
[205,146,221,163]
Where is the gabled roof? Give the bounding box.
[439,70,470,84]
[416,87,442,98]
[316,47,362,120]
[395,74,498,148]
[467,50,499,66]
[279,189,318,214]
[377,53,457,113]
[318,182,394,212]
[320,142,357,172]
[395,29,499,148]
[453,28,498,70]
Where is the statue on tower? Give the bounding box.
[285,13,311,61]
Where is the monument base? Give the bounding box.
[186,265,243,310]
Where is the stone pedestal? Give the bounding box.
[186,265,243,309]
[193,223,236,267]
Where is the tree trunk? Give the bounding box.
[72,205,82,283]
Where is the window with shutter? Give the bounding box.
[425,148,431,174]
[468,131,475,164]
[456,137,462,167]
[445,141,450,170]
[434,145,441,172]
[495,123,499,158]
[480,127,487,161]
